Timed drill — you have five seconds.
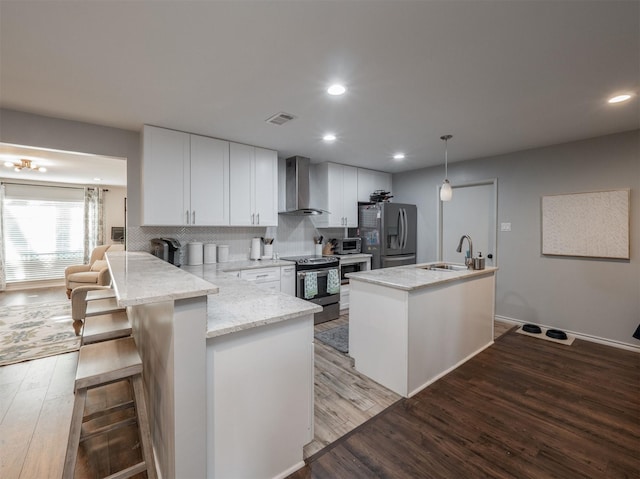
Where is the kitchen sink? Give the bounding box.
[419,263,469,272]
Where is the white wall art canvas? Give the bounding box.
[541,189,630,259]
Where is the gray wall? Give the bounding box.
[392,130,640,347]
[0,108,142,225]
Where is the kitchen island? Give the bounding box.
[347,263,497,398]
[106,252,320,479]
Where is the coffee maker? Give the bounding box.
[150,238,182,266]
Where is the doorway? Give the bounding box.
[438,179,498,267]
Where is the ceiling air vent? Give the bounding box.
[265,111,297,126]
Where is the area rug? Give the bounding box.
[0,301,79,367]
[315,324,349,353]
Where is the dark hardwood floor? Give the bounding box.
[289,331,640,479]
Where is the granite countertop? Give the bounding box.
[346,262,498,291]
[182,263,321,338]
[106,251,219,306]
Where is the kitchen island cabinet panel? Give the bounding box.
[207,315,314,479]
[349,266,496,397]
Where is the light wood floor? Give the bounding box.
[0,287,516,477]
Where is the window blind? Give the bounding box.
[3,183,85,282]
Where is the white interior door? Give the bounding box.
[439,180,497,266]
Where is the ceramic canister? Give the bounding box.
[187,242,203,265]
[204,243,217,264]
[218,245,230,263]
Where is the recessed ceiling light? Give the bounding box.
[93,177,102,181]
[327,84,346,96]
[323,133,337,142]
[393,153,405,160]
[608,94,632,103]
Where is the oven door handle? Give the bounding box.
[297,270,334,278]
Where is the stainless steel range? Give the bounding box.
[281,255,340,324]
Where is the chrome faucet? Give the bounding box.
[456,235,473,268]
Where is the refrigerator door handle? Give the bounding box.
[396,209,402,249]
[400,208,407,249]
[404,208,408,249]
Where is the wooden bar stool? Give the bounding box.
[63,337,157,479]
[85,288,117,302]
[85,297,125,317]
[82,311,132,345]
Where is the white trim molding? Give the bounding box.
[495,315,640,353]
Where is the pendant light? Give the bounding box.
[440,134,452,201]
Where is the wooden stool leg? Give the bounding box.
[132,374,157,479]
[63,387,87,479]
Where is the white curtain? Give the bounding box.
[0,183,6,291]
[83,187,104,262]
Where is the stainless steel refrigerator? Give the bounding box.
[358,202,417,269]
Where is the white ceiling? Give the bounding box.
[0,1,638,181]
[0,143,127,187]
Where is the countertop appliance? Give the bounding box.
[150,237,182,266]
[358,202,417,269]
[334,237,361,255]
[280,255,340,324]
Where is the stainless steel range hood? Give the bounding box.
[279,156,326,216]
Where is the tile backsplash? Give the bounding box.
[126,215,348,263]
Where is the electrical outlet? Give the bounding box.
[500,222,512,232]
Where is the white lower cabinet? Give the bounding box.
[238,265,296,295]
[239,267,281,291]
[280,265,296,296]
[340,285,350,310]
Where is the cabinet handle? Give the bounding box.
[192,211,196,224]
[186,210,190,225]
[251,213,255,225]
[256,213,260,225]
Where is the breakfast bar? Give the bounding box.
[106,251,321,479]
[347,262,498,398]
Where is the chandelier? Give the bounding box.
[3,159,47,172]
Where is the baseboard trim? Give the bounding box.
[275,460,306,479]
[4,279,64,290]
[495,315,640,353]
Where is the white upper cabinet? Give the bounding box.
[357,168,392,203]
[142,125,230,226]
[229,143,278,226]
[253,147,278,226]
[190,134,229,225]
[311,162,358,228]
[142,125,190,226]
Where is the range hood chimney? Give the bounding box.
[279,156,326,216]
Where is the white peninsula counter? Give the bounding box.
[347,262,498,398]
[106,252,321,479]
